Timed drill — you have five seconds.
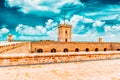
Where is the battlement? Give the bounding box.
[58,24,72,28]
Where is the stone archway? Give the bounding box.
[63,48,68,52]
[51,49,56,53]
[104,48,107,51]
[75,48,79,52]
[95,48,98,51]
[86,48,89,52]
[117,49,120,51]
[37,49,43,53]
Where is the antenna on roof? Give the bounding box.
[63,6,66,25]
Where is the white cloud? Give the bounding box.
[83,18,94,23]
[59,15,94,29]
[98,14,120,20]
[70,15,94,28]
[70,15,82,28]
[15,18,59,40]
[16,24,46,35]
[19,36,41,40]
[60,20,70,24]
[71,24,120,42]
[0,27,9,36]
[5,0,83,13]
[0,28,9,34]
[19,27,58,41]
[59,15,94,34]
[92,21,105,27]
[72,30,99,42]
[72,29,120,42]
[104,25,120,32]
[12,35,17,39]
[46,27,58,40]
[45,19,58,29]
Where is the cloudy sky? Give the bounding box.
[0,0,120,42]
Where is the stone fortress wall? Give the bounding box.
[0,52,120,66]
[31,41,120,53]
[5,24,120,54]
[30,24,120,53]
[0,40,120,66]
[0,42,28,53]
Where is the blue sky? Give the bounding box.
[0,0,120,42]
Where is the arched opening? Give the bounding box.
[37,49,43,53]
[63,48,68,52]
[117,49,120,51]
[51,49,56,53]
[95,48,98,51]
[86,48,89,52]
[65,39,67,42]
[65,31,67,34]
[104,48,107,51]
[75,48,79,52]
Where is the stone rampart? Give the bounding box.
[31,41,120,53]
[0,51,120,66]
[0,43,27,53]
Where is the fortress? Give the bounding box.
[0,24,119,66]
[6,24,120,53]
[28,24,120,53]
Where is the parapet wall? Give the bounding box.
[0,52,120,66]
[0,42,28,53]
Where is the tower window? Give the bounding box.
[65,31,67,34]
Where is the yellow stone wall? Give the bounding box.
[0,43,27,53]
[0,52,120,66]
[31,41,120,53]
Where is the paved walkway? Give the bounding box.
[0,59,120,80]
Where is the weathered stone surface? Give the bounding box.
[0,52,120,66]
[0,59,120,80]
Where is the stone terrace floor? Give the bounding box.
[0,59,120,80]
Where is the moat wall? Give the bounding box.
[0,52,120,66]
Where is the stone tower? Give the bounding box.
[58,24,72,42]
[98,38,102,43]
[8,34,12,42]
